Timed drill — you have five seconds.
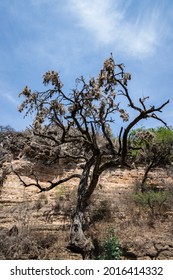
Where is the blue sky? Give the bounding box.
[0,0,173,133]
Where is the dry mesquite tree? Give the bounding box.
[18,55,169,259]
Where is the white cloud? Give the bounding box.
[0,81,19,106]
[69,0,168,58]
[3,93,19,106]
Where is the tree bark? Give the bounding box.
[67,158,97,259]
[67,211,94,259]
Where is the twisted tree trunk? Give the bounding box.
[67,155,101,259]
[67,211,94,259]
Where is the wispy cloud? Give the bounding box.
[0,0,172,130]
[69,0,169,58]
[0,81,19,106]
[3,92,19,106]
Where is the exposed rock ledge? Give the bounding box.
[1,158,173,259]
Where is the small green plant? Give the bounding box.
[99,228,122,260]
[56,185,65,197]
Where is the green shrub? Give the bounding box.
[99,228,122,260]
[154,126,173,145]
[129,126,173,164]
[133,190,172,215]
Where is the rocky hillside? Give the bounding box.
[1,127,173,259]
[1,157,173,259]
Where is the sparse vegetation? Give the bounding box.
[0,227,58,260]
[130,127,173,164]
[129,127,173,192]
[90,199,112,224]
[133,189,172,216]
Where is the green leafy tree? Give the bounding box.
[16,55,169,259]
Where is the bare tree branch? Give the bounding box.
[121,99,169,164]
[13,168,81,192]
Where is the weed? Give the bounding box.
[98,228,122,260]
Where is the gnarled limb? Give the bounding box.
[13,168,81,192]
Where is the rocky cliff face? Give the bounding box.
[1,128,173,259]
[1,156,173,259]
